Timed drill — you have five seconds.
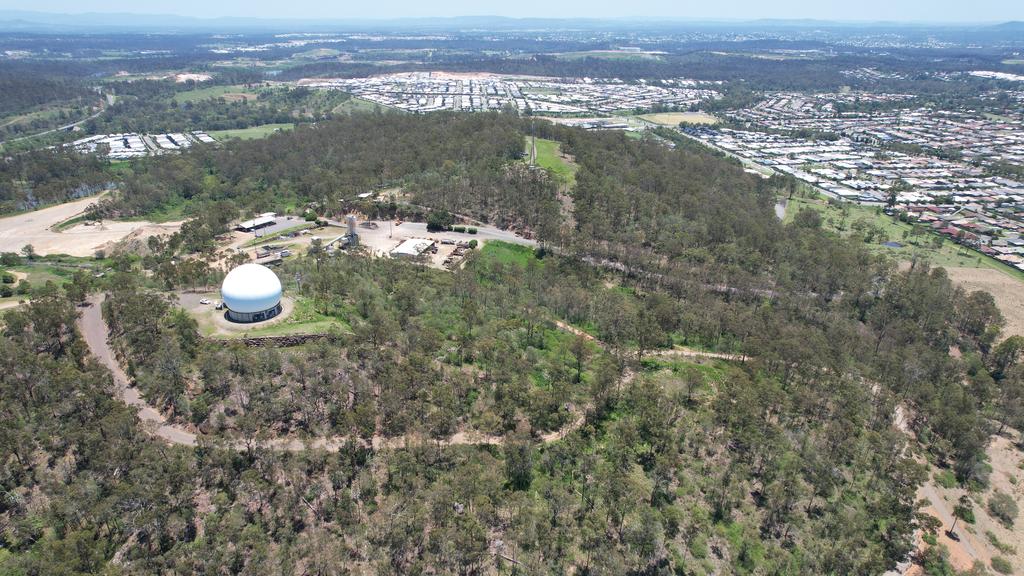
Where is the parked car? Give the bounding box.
[214,301,223,310]
[199,298,211,305]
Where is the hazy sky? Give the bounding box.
[3,0,1023,23]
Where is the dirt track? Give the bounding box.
[0,196,181,257]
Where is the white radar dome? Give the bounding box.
[220,263,282,316]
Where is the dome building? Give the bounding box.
[220,263,283,323]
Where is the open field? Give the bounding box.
[293,48,342,60]
[550,50,665,61]
[528,137,578,186]
[0,105,79,131]
[1002,59,1024,65]
[639,111,719,126]
[331,96,383,115]
[208,123,294,140]
[785,195,1024,337]
[0,196,182,257]
[784,195,1024,281]
[172,84,260,103]
[946,267,1024,339]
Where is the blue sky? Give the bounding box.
[3,0,1022,23]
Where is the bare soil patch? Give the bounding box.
[222,93,256,102]
[0,197,181,257]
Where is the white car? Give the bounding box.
[199,298,211,305]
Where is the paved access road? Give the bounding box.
[76,294,613,452]
[79,295,198,446]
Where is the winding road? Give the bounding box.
[77,294,611,451]
[0,94,112,146]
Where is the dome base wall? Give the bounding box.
[226,302,282,324]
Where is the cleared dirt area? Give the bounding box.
[946,267,1024,338]
[0,197,182,257]
[355,220,535,268]
[221,93,257,102]
[640,112,719,126]
[904,432,1024,575]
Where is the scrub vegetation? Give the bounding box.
[2,108,1021,575]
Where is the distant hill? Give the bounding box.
[990,21,1024,30]
[0,10,1013,33]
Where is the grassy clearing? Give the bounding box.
[292,48,342,60]
[0,262,77,306]
[198,296,350,339]
[527,137,578,187]
[331,97,383,115]
[1002,59,1024,65]
[552,51,664,61]
[0,105,79,130]
[784,195,1024,282]
[209,123,294,140]
[479,241,540,268]
[639,112,719,126]
[173,85,259,104]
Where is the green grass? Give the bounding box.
[292,48,342,60]
[172,85,259,104]
[0,105,79,130]
[934,469,958,489]
[331,97,383,115]
[784,194,1024,282]
[551,51,664,62]
[479,241,539,268]
[200,296,349,339]
[527,137,578,187]
[0,262,77,306]
[1002,59,1024,65]
[209,123,294,140]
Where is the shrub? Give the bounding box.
[688,533,708,559]
[934,470,958,489]
[991,556,1013,574]
[467,227,478,234]
[452,226,465,233]
[986,530,1017,555]
[0,252,19,266]
[0,285,12,298]
[922,532,937,546]
[15,280,30,295]
[988,492,1019,528]
[426,210,454,232]
[467,240,478,249]
[1,272,14,284]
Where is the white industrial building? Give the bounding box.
[390,238,434,259]
[220,263,283,323]
[236,212,277,232]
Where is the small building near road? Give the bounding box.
[236,212,278,232]
[221,263,283,323]
[390,238,435,259]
